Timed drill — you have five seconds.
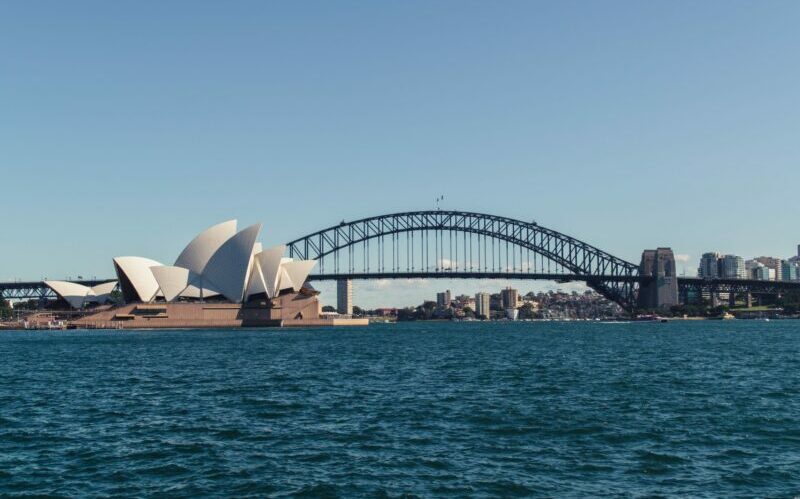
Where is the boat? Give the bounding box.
[634,314,668,323]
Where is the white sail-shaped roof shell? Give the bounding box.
[44,281,91,309]
[244,259,267,300]
[277,266,295,292]
[44,280,118,309]
[89,281,118,304]
[202,223,262,303]
[174,220,237,275]
[253,245,286,298]
[282,260,317,292]
[150,266,193,302]
[113,256,164,302]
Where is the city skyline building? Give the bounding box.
[500,287,519,310]
[754,257,783,281]
[698,252,722,279]
[436,290,452,309]
[720,254,747,279]
[475,292,491,319]
[781,261,798,282]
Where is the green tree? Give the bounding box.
[397,307,417,321]
[463,306,475,319]
[0,299,11,320]
[417,301,436,320]
[518,302,537,319]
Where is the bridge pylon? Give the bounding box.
[637,248,679,311]
[337,279,353,315]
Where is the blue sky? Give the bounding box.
[2,1,798,307]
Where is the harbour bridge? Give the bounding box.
[3,210,799,312]
[285,210,800,310]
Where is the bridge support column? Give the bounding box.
[746,292,753,308]
[637,249,679,310]
[337,279,353,315]
[729,293,737,308]
[710,290,719,308]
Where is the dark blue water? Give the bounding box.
[1,321,800,497]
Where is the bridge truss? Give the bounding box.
[678,278,800,298]
[287,210,641,309]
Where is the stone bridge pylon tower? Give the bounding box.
[637,248,679,310]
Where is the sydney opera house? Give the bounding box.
[44,220,366,328]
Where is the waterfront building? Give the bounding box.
[46,220,316,309]
[337,279,353,315]
[436,290,452,308]
[108,221,316,304]
[720,254,746,279]
[475,292,491,319]
[698,252,722,279]
[501,287,519,309]
[43,219,369,329]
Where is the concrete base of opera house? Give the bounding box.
[67,294,369,329]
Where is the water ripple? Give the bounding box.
[1,321,800,496]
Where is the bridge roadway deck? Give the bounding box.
[4,276,800,301]
[306,272,642,283]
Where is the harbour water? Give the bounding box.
[1,321,799,497]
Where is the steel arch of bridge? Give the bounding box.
[286,210,641,309]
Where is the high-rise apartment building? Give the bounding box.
[436,290,452,308]
[782,261,798,282]
[720,254,746,279]
[750,263,773,281]
[500,287,519,310]
[698,252,721,278]
[475,292,491,319]
[755,257,783,281]
[745,259,760,278]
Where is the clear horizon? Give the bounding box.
[2,1,799,308]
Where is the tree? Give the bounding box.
[322,305,336,312]
[416,301,436,320]
[0,299,10,320]
[777,290,800,315]
[397,307,417,321]
[352,305,364,316]
[518,303,537,320]
[463,306,475,319]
